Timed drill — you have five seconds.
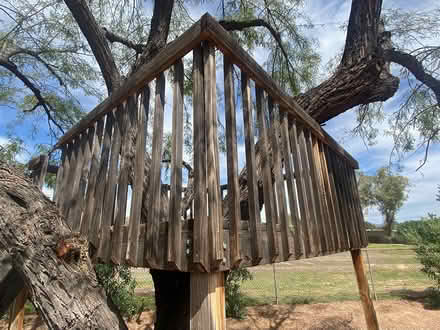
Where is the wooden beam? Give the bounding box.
[190,272,226,330]
[351,249,380,330]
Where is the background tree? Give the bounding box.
[358,167,410,236]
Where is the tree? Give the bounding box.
[358,167,410,236]
[1,0,440,328]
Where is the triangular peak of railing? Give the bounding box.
[53,13,357,169]
[46,13,366,273]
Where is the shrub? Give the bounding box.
[95,263,145,319]
[400,216,440,291]
[225,267,253,319]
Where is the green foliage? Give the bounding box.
[225,267,253,319]
[358,167,409,236]
[399,215,440,291]
[0,137,26,165]
[95,263,146,319]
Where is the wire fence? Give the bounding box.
[131,247,431,306]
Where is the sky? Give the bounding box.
[1,0,439,225]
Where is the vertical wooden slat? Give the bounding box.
[70,128,93,232]
[342,161,362,248]
[54,147,66,205]
[7,288,27,330]
[112,99,132,264]
[62,140,78,219]
[126,88,149,266]
[223,57,241,268]
[81,120,104,236]
[331,152,354,249]
[167,59,184,270]
[324,145,348,250]
[145,75,165,268]
[192,46,209,272]
[280,111,303,259]
[204,42,224,268]
[59,143,72,215]
[348,167,368,246]
[241,71,262,265]
[98,107,123,262]
[297,126,321,255]
[269,102,292,260]
[311,135,333,253]
[36,154,48,190]
[318,141,341,252]
[289,120,312,257]
[255,86,279,262]
[90,113,113,247]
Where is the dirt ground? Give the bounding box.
[2,299,440,329]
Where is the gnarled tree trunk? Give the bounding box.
[0,165,128,329]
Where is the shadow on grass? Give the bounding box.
[389,287,440,310]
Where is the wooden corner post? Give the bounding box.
[190,272,226,330]
[351,249,380,330]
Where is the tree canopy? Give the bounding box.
[358,167,410,236]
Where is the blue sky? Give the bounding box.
[1,0,439,224]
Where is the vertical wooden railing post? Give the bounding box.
[351,249,380,330]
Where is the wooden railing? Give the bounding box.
[31,13,366,272]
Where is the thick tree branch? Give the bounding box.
[64,0,120,93]
[102,27,146,53]
[384,48,440,104]
[0,58,65,134]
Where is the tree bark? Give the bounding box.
[0,165,128,329]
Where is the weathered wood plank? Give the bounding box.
[167,60,184,270]
[255,86,279,262]
[297,126,321,255]
[324,145,348,250]
[204,42,224,268]
[312,135,334,253]
[98,107,123,262]
[70,127,93,233]
[192,46,209,272]
[54,147,66,205]
[81,120,104,236]
[59,143,72,215]
[223,57,241,268]
[7,288,27,330]
[289,120,312,257]
[55,18,205,149]
[304,131,328,254]
[269,102,292,260]
[241,72,262,265]
[63,138,81,223]
[280,111,303,259]
[90,114,113,248]
[111,99,132,264]
[348,167,368,247]
[190,272,226,330]
[318,141,341,252]
[126,88,149,266]
[36,154,48,191]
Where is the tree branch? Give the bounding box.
[102,27,146,53]
[384,48,440,104]
[0,58,65,134]
[63,0,120,93]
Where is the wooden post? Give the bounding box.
[8,287,27,330]
[190,272,226,330]
[351,249,380,330]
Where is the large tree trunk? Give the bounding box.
[0,165,128,329]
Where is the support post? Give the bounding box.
[351,249,380,330]
[8,288,27,330]
[190,272,226,330]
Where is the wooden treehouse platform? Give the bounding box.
[25,13,378,330]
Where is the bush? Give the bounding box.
[225,267,253,319]
[95,263,145,319]
[400,216,440,290]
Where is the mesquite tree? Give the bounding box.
[1,0,440,328]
